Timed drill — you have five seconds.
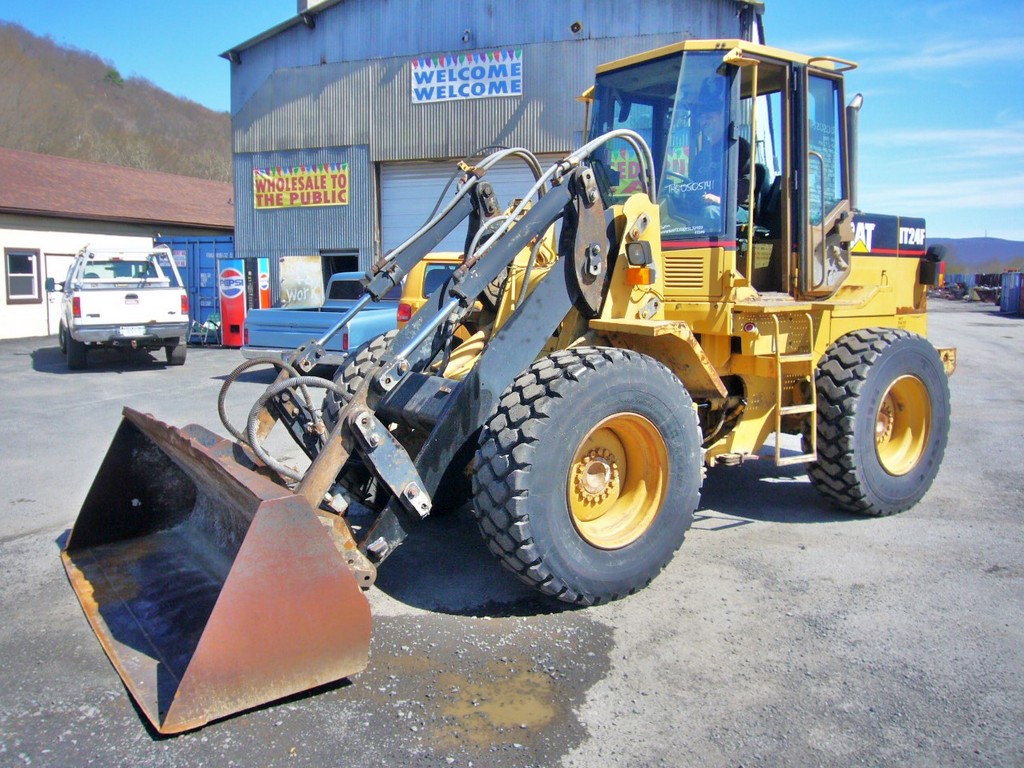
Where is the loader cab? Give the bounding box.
[588,40,856,299]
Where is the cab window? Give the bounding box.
[422,264,457,297]
[807,75,844,225]
[589,51,730,239]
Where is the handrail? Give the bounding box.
[808,150,828,290]
[807,55,857,73]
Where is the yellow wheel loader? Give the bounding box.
[62,39,955,733]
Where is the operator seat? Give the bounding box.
[751,174,785,292]
[757,175,783,236]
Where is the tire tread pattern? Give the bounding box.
[808,327,939,516]
[472,346,696,605]
[323,329,398,426]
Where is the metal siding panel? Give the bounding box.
[232,0,753,153]
[229,0,754,297]
[234,63,376,153]
[232,0,752,80]
[233,146,376,297]
[379,156,560,253]
[235,34,736,160]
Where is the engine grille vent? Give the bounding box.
[663,254,705,296]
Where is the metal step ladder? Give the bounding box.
[770,312,817,466]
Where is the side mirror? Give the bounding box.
[45,277,56,292]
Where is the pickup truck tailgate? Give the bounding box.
[75,287,186,327]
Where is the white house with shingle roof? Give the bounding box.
[0,147,233,339]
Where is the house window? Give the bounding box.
[5,249,41,304]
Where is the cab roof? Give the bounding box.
[596,38,857,75]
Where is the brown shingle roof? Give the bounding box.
[0,146,234,230]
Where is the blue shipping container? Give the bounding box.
[945,273,976,290]
[156,236,234,327]
[1001,272,1022,315]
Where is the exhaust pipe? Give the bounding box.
[846,93,863,211]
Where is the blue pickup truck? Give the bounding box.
[241,272,401,367]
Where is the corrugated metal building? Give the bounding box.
[223,0,763,305]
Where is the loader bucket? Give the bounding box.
[61,407,371,734]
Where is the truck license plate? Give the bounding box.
[120,326,145,337]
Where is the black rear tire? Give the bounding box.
[66,334,87,370]
[165,343,187,366]
[808,328,950,516]
[472,346,702,605]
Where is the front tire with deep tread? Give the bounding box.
[472,346,703,605]
[809,328,950,516]
[322,329,399,428]
[320,330,402,505]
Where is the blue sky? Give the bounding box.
[766,0,1024,241]
[2,0,1021,239]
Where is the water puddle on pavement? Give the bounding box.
[358,613,613,764]
[437,659,558,745]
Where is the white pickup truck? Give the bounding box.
[51,246,190,370]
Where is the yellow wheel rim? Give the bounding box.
[875,375,931,476]
[567,413,669,549]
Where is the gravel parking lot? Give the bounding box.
[0,298,1021,767]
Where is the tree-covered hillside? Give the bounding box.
[0,21,230,181]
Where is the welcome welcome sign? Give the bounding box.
[411,49,523,104]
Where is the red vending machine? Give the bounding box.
[217,258,247,347]
[219,257,273,348]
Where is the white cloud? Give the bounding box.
[860,124,1024,159]
[862,173,1024,224]
[769,36,878,57]
[863,36,1024,73]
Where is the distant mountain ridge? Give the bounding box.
[0,21,230,181]
[929,237,1024,273]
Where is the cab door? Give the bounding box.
[732,55,791,293]
[794,66,854,296]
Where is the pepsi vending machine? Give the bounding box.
[217,257,270,347]
[245,258,272,310]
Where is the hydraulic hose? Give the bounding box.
[244,375,350,482]
[322,147,549,359]
[562,128,657,200]
[217,356,312,445]
[428,146,547,220]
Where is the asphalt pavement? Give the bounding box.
[0,298,1021,767]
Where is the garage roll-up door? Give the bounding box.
[380,157,559,254]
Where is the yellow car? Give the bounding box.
[396,252,463,327]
